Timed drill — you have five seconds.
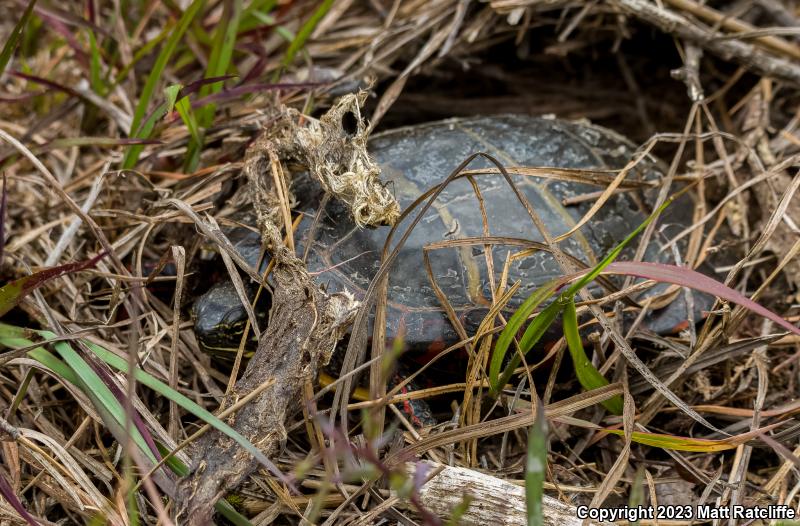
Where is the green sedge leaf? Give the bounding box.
[123,0,206,168]
[0,0,38,78]
[563,190,680,298]
[164,84,181,114]
[603,425,779,452]
[51,341,156,462]
[492,187,687,397]
[563,300,623,414]
[199,0,242,126]
[75,337,288,485]
[489,278,562,394]
[87,29,106,95]
[493,302,561,396]
[281,0,334,69]
[175,95,201,145]
[525,402,547,526]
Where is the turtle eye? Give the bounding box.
[341,110,359,137]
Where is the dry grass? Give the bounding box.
[0,1,799,524]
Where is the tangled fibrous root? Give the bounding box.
[245,90,400,230]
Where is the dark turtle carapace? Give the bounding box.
[193,115,701,356]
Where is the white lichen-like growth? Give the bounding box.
[245,90,400,230]
[292,91,400,227]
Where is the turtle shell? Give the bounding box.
[194,115,700,352]
[297,115,699,346]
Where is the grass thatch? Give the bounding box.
[1,0,800,524]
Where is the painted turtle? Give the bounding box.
[193,115,703,356]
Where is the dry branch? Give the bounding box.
[173,218,357,523]
[663,0,800,61]
[612,0,800,84]
[172,106,374,520]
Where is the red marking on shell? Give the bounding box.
[669,319,690,333]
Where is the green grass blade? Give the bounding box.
[77,338,289,483]
[174,94,203,171]
[0,328,78,384]
[281,0,334,69]
[180,0,244,173]
[0,323,284,481]
[51,340,156,463]
[563,299,623,414]
[0,324,156,463]
[215,499,255,526]
[603,426,776,452]
[27,346,78,383]
[175,96,201,145]
[121,101,169,162]
[87,29,106,95]
[493,302,561,396]
[525,402,547,526]
[563,190,680,298]
[122,0,206,169]
[5,324,259,526]
[492,188,686,396]
[0,0,38,77]
[199,0,243,126]
[164,84,181,113]
[489,278,562,394]
[517,301,561,352]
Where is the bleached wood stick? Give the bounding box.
[402,462,582,526]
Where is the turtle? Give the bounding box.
[192,114,707,360]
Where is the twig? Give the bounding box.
[167,245,185,441]
[45,172,106,266]
[671,43,705,102]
